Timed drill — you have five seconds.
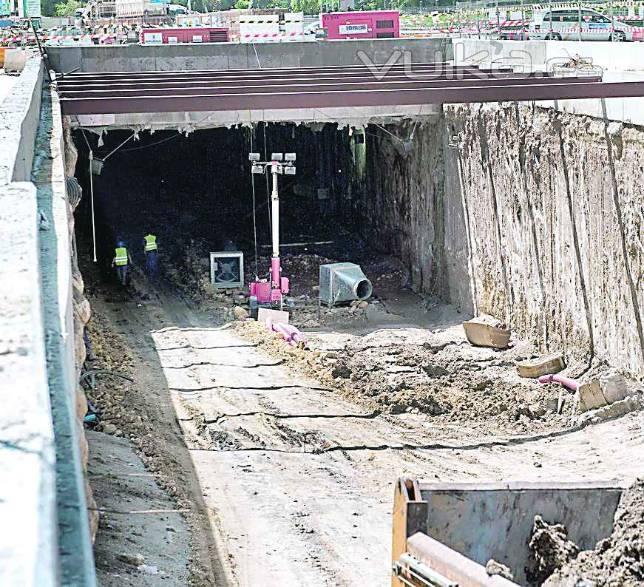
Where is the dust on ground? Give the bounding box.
[233,317,574,437]
[83,268,223,586]
[544,479,644,587]
[89,430,191,586]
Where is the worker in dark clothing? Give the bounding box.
[111,240,132,285]
[143,233,158,279]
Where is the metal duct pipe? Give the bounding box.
[334,265,373,300]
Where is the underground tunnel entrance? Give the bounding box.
[72,119,429,330]
[73,123,372,295]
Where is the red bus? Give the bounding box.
[320,11,400,40]
[139,27,229,44]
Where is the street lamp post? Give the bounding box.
[248,152,297,309]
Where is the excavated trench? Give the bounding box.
[70,108,643,585]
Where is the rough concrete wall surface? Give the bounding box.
[33,79,97,584]
[363,120,448,297]
[0,57,58,586]
[46,37,452,74]
[443,104,644,376]
[0,56,42,184]
[0,181,58,586]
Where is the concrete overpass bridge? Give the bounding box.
[2,37,644,585]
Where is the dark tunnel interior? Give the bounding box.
[73,122,374,280]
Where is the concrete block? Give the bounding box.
[576,395,643,426]
[463,315,511,349]
[517,353,565,378]
[258,307,289,326]
[4,49,29,73]
[578,379,606,411]
[578,371,628,412]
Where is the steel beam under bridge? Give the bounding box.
[56,62,644,118]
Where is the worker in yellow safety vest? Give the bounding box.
[111,240,132,286]
[143,233,159,279]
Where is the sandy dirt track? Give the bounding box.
[151,325,644,587]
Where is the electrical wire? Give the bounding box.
[119,133,182,152]
[102,132,135,160]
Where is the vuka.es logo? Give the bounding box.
[356,49,414,81]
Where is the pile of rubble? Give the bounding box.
[544,479,644,586]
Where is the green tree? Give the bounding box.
[55,0,81,15]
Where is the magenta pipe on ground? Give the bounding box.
[272,322,292,342]
[538,374,579,391]
[280,323,306,344]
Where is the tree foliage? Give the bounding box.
[55,0,81,15]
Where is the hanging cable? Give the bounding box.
[102,132,136,160]
[80,129,98,263]
[249,125,259,279]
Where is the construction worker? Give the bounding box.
[143,232,158,278]
[111,240,131,286]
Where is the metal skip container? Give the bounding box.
[319,262,373,307]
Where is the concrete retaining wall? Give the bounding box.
[0,57,58,587]
[46,37,451,73]
[363,104,644,377]
[0,57,43,184]
[0,57,96,585]
[444,104,644,375]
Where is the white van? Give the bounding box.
[529,8,635,41]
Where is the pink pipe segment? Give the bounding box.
[272,322,292,342]
[280,323,306,343]
[538,374,580,391]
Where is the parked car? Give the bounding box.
[529,8,635,41]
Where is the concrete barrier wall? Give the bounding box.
[0,57,58,587]
[454,39,644,125]
[46,37,452,73]
[0,57,96,585]
[0,57,43,183]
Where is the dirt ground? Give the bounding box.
[81,247,644,586]
[82,263,228,586]
[89,430,191,585]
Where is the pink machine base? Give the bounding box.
[249,277,290,304]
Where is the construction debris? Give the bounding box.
[578,370,628,412]
[485,559,515,581]
[463,315,511,349]
[517,353,565,379]
[528,515,579,584]
[544,479,644,586]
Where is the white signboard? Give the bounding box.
[339,23,368,34]
[143,32,163,44]
[192,34,203,42]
